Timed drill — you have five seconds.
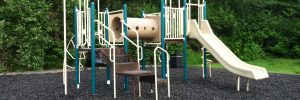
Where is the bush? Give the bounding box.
[0,0,63,71]
[208,0,300,60]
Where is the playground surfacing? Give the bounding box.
[0,68,299,100]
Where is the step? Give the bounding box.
[140,75,167,84]
[98,47,126,56]
[114,62,139,73]
[165,38,184,44]
[117,70,154,77]
[100,54,135,64]
[78,48,104,52]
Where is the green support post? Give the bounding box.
[90,2,96,94]
[141,11,146,70]
[105,8,109,45]
[203,1,208,79]
[161,0,166,79]
[183,0,188,81]
[123,2,129,91]
[105,8,111,84]
[74,6,80,88]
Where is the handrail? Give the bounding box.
[157,50,162,63]
[97,22,115,62]
[120,20,143,62]
[95,21,112,47]
[109,10,123,14]
[96,13,117,99]
[154,47,170,100]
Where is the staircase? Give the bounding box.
[97,47,167,84]
[98,47,139,72]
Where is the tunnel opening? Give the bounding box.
[111,17,122,38]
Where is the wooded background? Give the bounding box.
[0,0,299,72]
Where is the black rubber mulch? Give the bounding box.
[0,68,299,100]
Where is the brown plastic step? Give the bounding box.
[117,70,154,77]
[78,48,104,52]
[140,75,167,84]
[165,38,184,44]
[98,47,126,56]
[114,62,139,73]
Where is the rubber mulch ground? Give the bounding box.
[0,68,299,100]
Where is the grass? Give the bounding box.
[246,58,300,75]
[187,49,300,74]
[193,58,300,75]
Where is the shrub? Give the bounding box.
[0,0,59,71]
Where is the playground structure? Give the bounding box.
[62,0,269,99]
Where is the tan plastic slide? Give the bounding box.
[189,19,269,80]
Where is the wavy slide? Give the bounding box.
[189,19,268,80]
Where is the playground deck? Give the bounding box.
[0,68,299,100]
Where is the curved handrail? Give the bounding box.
[97,22,115,62]
[154,47,170,99]
[120,20,143,62]
[97,17,117,99]
[157,50,162,63]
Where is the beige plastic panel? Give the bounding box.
[109,13,161,43]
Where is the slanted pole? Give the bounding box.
[90,2,96,94]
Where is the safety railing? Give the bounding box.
[187,0,205,32]
[201,48,212,78]
[165,7,184,40]
[154,47,170,100]
[97,11,109,46]
[120,20,143,62]
[109,10,123,14]
[96,20,117,98]
[75,7,90,48]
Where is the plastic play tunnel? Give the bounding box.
[109,13,161,42]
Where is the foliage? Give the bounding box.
[0,0,52,71]
[0,0,299,72]
[208,0,300,60]
[0,0,75,71]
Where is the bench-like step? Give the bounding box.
[140,75,167,84]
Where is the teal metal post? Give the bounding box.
[123,2,129,91]
[141,11,146,70]
[160,0,166,79]
[105,8,109,45]
[203,1,208,79]
[90,2,96,94]
[183,0,188,81]
[105,8,111,84]
[123,4,128,53]
[74,6,80,88]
